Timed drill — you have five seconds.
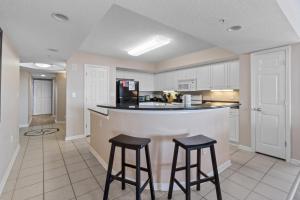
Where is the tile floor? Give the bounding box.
[293,184,300,200]
[1,123,300,200]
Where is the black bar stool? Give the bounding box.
[103,134,155,200]
[168,135,222,200]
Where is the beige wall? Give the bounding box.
[0,34,20,192]
[155,47,237,72]
[19,69,32,127]
[291,43,300,160]
[238,54,252,147]
[66,52,155,138]
[55,72,66,122]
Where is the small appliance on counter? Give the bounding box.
[116,80,139,106]
[191,95,203,105]
[182,94,192,106]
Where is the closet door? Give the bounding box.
[33,80,52,115]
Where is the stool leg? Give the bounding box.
[196,149,201,191]
[185,149,191,200]
[145,145,155,200]
[168,144,179,199]
[210,145,222,200]
[103,144,116,200]
[136,149,141,200]
[121,147,126,190]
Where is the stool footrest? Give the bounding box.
[125,163,149,172]
[140,178,150,192]
[191,176,215,186]
[111,174,137,186]
[175,164,197,171]
[174,178,186,194]
[200,171,216,184]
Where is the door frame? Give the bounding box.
[84,64,110,136]
[250,46,291,161]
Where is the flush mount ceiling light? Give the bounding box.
[128,35,171,56]
[40,74,46,77]
[226,25,242,32]
[51,12,69,22]
[35,63,51,68]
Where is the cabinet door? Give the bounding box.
[228,61,239,89]
[196,65,211,90]
[211,63,228,89]
[154,73,163,91]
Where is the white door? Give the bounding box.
[33,80,52,115]
[251,47,289,159]
[84,65,109,135]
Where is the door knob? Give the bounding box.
[253,108,262,111]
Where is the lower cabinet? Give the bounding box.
[229,109,239,142]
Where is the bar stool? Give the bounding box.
[103,134,155,200]
[168,135,222,200]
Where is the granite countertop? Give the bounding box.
[95,102,240,111]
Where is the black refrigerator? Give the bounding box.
[116,80,139,106]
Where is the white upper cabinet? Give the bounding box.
[196,65,211,90]
[227,61,239,89]
[211,62,228,89]
[116,70,154,91]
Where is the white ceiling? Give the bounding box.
[0,0,299,65]
[80,5,213,63]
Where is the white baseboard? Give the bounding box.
[89,145,231,191]
[0,144,20,195]
[290,159,300,166]
[55,120,65,124]
[65,134,86,141]
[238,145,254,152]
[19,124,29,128]
[288,172,300,200]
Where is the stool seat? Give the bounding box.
[109,134,151,149]
[174,135,216,148]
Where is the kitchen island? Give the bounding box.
[89,103,237,190]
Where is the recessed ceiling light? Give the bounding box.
[219,19,225,24]
[128,35,171,56]
[35,63,51,68]
[51,12,69,22]
[48,48,59,52]
[40,74,46,77]
[227,25,242,32]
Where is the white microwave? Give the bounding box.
[177,79,196,91]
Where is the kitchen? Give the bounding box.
[1,1,300,200]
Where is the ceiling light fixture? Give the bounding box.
[35,63,51,68]
[51,12,69,22]
[40,74,46,77]
[226,25,242,32]
[128,35,171,56]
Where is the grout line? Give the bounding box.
[52,124,78,200]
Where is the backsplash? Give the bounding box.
[141,90,240,102]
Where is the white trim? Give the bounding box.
[287,172,300,200]
[0,144,20,195]
[89,145,231,191]
[238,145,255,152]
[19,123,30,128]
[250,46,291,161]
[290,159,300,166]
[55,120,65,124]
[65,134,86,141]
